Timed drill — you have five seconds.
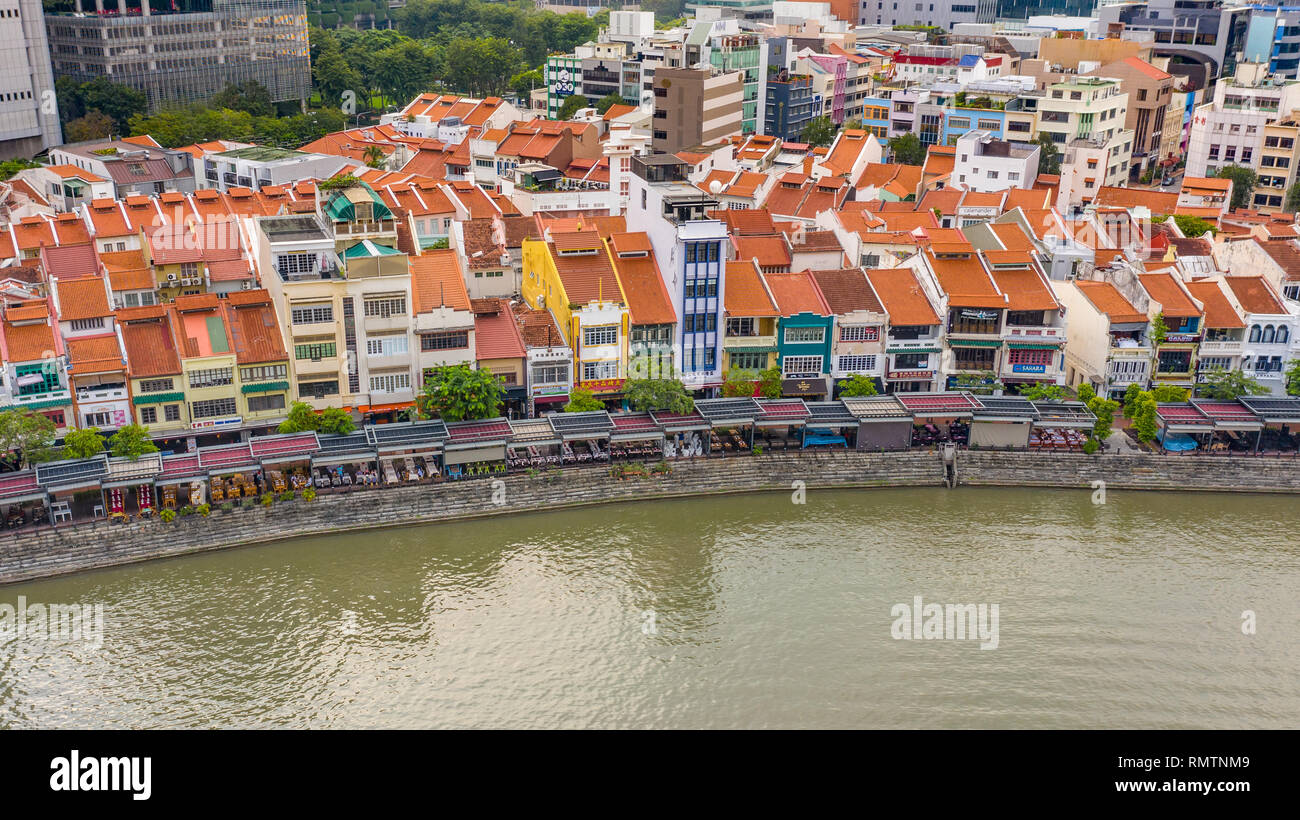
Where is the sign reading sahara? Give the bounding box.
[580,378,625,394]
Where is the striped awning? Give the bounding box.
[948,339,1002,348]
[1007,342,1062,350]
[241,381,291,394]
[133,392,185,405]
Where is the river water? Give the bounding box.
[0,487,1296,729]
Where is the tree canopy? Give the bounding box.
[0,409,56,468]
[418,364,504,421]
[563,387,606,412]
[800,116,837,148]
[1215,165,1258,211]
[624,379,694,414]
[63,427,106,460]
[108,424,159,461]
[1199,368,1269,400]
[887,132,926,166]
[1035,132,1061,176]
[837,375,878,397]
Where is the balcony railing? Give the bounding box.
[1198,339,1242,354]
[1003,326,1064,340]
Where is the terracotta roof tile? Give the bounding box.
[764,270,831,316]
[119,310,182,378]
[1185,280,1245,329]
[410,250,471,313]
[724,261,779,317]
[863,267,940,326]
[54,276,111,321]
[1138,272,1199,318]
[1074,281,1147,324]
[807,268,882,315]
[608,233,676,327]
[1222,275,1286,315]
[473,299,528,360]
[66,334,124,374]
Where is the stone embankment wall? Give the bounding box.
[1,449,1296,584]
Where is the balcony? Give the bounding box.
[1003,326,1065,342]
[75,385,128,403]
[1198,339,1242,355]
[723,334,777,350]
[290,320,337,337]
[363,313,410,334]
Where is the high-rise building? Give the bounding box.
[0,0,61,159]
[651,66,744,154]
[44,0,310,112]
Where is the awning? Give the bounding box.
[358,403,413,414]
[443,444,506,465]
[8,397,72,411]
[241,381,290,394]
[0,490,47,505]
[1007,342,1062,350]
[311,451,378,467]
[948,339,1002,347]
[133,391,185,405]
[886,346,941,354]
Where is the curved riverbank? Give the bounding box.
[2,448,1299,584]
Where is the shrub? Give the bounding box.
[260,492,274,507]
[752,444,764,455]
[278,491,295,503]
[160,509,176,523]
[302,487,317,502]
[1082,438,1100,455]
[179,505,194,517]
[220,502,234,513]
[196,503,211,517]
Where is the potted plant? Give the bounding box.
[302,487,317,502]
[260,492,274,507]
[159,509,176,523]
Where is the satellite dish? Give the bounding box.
[709,180,724,194]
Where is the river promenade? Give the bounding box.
[2,447,1299,584]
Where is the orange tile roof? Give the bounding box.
[807,268,882,315]
[927,247,1001,308]
[1,316,57,362]
[119,310,182,378]
[607,234,676,327]
[989,267,1059,312]
[1093,186,1178,215]
[1138,272,1199,318]
[1185,280,1245,329]
[99,249,153,292]
[1222,275,1286,315]
[47,164,106,183]
[54,276,112,322]
[473,299,527,360]
[864,267,940,326]
[1073,281,1147,324]
[724,261,779,317]
[66,334,124,374]
[410,250,472,313]
[734,234,792,268]
[764,270,831,316]
[223,292,287,365]
[1119,56,1172,80]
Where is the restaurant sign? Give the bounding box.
[782,377,827,397]
[960,309,999,320]
[887,370,933,380]
[1012,364,1047,374]
[581,378,625,394]
[191,416,242,431]
[1163,333,1199,344]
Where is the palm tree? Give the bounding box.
[363,145,385,169]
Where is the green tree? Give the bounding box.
[556,94,587,120]
[509,68,544,98]
[721,369,757,398]
[624,378,694,413]
[1036,131,1061,176]
[1286,182,1300,214]
[210,81,275,118]
[595,93,626,114]
[1086,395,1119,442]
[757,367,783,399]
[1076,383,1096,405]
[77,77,148,133]
[800,116,837,148]
[1021,383,1066,402]
[279,401,321,433]
[1173,214,1214,237]
[887,132,926,166]
[318,407,356,435]
[108,424,159,461]
[363,144,386,168]
[418,364,504,421]
[1131,391,1159,443]
[563,387,606,412]
[1151,384,1189,403]
[1123,382,1142,409]
[0,158,38,181]
[1215,164,1258,211]
[1199,368,1269,400]
[1287,359,1300,396]
[65,111,115,143]
[0,409,57,468]
[1149,312,1168,346]
[62,427,106,460]
[837,374,878,397]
